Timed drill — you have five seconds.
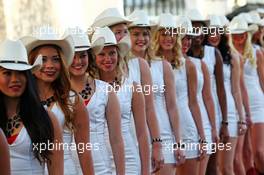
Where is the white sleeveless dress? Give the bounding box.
[128,58,141,84]
[9,127,45,175]
[150,60,176,163]
[203,45,222,135]
[174,58,200,159]
[108,78,141,174]
[244,47,264,123]
[189,57,213,154]
[45,93,79,175]
[223,64,238,137]
[74,80,112,175]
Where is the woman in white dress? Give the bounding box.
[0,128,10,175]
[230,16,264,174]
[68,28,125,175]
[167,16,207,175]
[22,31,94,175]
[0,39,63,175]
[215,30,247,175]
[92,9,164,172]
[92,26,150,175]
[128,11,185,174]
[186,11,219,175]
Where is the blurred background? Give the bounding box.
[0,0,263,40]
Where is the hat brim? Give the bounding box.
[21,35,74,66]
[92,17,132,28]
[0,54,42,72]
[102,38,130,59]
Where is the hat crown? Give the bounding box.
[92,27,117,46]
[209,15,222,27]
[219,15,229,26]
[176,16,192,31]
[0,39,28,63]
[128,10,151,26]
[92,8,130,27]
[229,16,249,33]
[238,13,253,24]
[96,8,124,21]
[249,11,261,21]
[157,13,176,28]
[66,27,91,48]
[186,9,205,21]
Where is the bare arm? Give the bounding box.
[239,56,251,121]
[214,49,228,122]
[73,96,94,175]
[162,60,181,143]
[201,61,217,141]
[139,58,161,141]
[132,82,150,175]
[0,129,10,175]
[256,50,264,92]
[186,59,206,140]
[47,111,64,175]
[138,58,163,172]
[106,89,125,175]
[163,61,185,164]
[230,53,245,121]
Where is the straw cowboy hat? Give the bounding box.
[127,9,156,28]
[21,27,74,66]
[186,9,209,22]
[66,27,104,54]
[155,13,177,31]
[0,39,42,71]
[229,16,256,34]
[91,8,132,28]
[91,27,130,58]
[175,16,200,36]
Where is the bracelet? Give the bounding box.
[238,120,247,125]
[221,120,228,125]
[173,142,185,149]
[152,138,162,144]
[199,138,208,144]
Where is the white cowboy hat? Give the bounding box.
[236,13,259,33]
[176,16,200,36]
[229,16,256,34]
[127,10,156,28]
[21,27,74,66]
[91,8,132,28]
[154,13,177,31]
[65,27,104,54]
[186,9,208,22]
[219,15,230,27]
[208,15,223,28]
[249,11,264,26]
[0,39,42,71]
[257,8,264,14]
[91,27,130,58]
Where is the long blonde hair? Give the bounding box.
[243,33,256,66]
[152,29,183,69]
[93,46,128,83]
[231,32,256,66]
[128,27,157,65]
